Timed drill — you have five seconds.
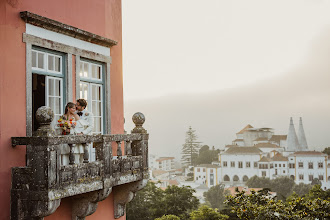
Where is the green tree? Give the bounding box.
[126,181,165,220]
[225,188,330,220]
[127,182,200,220]
[203,184,228,210]
[322,146,330,155]
[291,183,312,197]
[246,175,272,188]
[311,178,322,185]
[305,184,330,200]
[155,215,180,220]
[163,185,200,219]
[195,145,220,165]
[246,176,295,200]
[190,205,229,220]
[270,176,295,200]
[181,126,201,167]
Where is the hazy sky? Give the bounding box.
[122,0,330,158]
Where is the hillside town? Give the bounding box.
[149,117,330,202]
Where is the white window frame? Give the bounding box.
[45,76,64,128]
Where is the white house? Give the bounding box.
[288,151,329,189]
[219,146,262,187]
[194,164,220,188]
[155,157,175,171]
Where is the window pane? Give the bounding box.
[97,66,101,79]
[48,78,54,96]
[84,63,88,77]
[55,97,61,114]
[80,63,84,77]
[38,53,44,69]
[55,79,61,96]
[32,51,37,67]
[49,97,55,113]
[83,84,88,100]
[92,101,101,116]
[92,85,97,100]
[92,101,97,116]
[48,55,54,71]
[94,117,101,133]
[55,57,61,72]
[97,86,101,100]
[92,65,97,78]
[98,102,101,116]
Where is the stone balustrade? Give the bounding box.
[10,106,149,220]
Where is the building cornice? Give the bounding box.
[20,11,117,48]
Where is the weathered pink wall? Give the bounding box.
[0,0,125,219]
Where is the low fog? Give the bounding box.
[124,28,330,158]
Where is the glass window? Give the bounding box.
[246,162,250,168]
[231,161,235,167]
[223,161,227,167]
[238,161,243,168]
[318,162,323,168]
[298,162,303,168]
[31,48,65,132]
[308,162,313,169]
[79,61,104,135]
[299,174,304,180]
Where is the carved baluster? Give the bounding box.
[125,141,132,156]
[116,141,122,156]
[83,143,89,163]
[69,144,75,165]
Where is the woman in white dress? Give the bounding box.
[57,102,87,165]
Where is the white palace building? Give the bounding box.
[193,117,330,189]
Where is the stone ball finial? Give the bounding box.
[132,112,145,126]
[131,112,147,134]
[36,106,54,125]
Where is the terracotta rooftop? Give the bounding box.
[254,137,269,141]
[233,139,244,142]
[255,143,280,148]
[223,146,262,155]
[259,156,272,162]
[272,153,288,161]
[237,124,253,134]
[152,170,168,177]
[195,164,220,168]
[156,157,175,162]
[225,144,238,148]
[289,151,327,157]
[269,135,287,143]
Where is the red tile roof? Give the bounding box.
[237,124,253,134]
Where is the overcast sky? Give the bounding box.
[122,0,330,158]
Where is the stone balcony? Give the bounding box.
[10,107,149,220]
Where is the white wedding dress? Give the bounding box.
[57,118,89,165]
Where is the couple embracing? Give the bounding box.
[57,99,94,165]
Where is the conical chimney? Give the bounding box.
[298,117,308,151]
[286,117,300,152]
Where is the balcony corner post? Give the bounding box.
[11,106,61,220]
[131,112,149,175]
